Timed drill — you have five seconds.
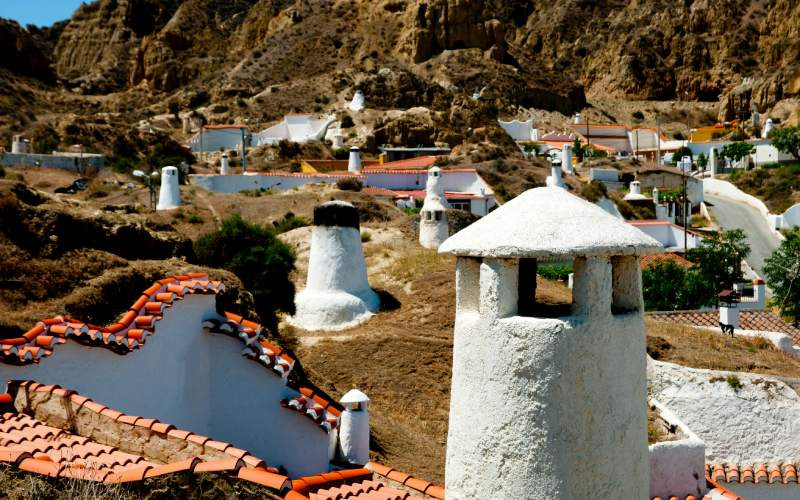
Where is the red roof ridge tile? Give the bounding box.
[366,462,445,499]
[0,274,227,364]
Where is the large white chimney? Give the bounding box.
[289,201,380,331]
[419,167,449,249]
[438,187,660,499]
[156,166,181,210]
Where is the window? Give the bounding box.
[449,200,471,211]
[434,211,442,221]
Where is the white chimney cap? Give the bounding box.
[340,389,370,404]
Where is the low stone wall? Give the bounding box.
[1,152,104,171]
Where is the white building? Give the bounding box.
[253,114,336,146]
[439,186,662,499]
[289,201,380,331]
[628,220,703,251]
[188,125,248,153]
[189,167,497,216]
[419,167,449,249]
[497,118,539,142]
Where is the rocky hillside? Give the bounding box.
[2,0,800,158]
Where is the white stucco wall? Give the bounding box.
[648,398,707,500]
[589,168,620,182]
[724,483,800,500]
[649,360,800,464]
[445,256,649,499]
[189,173,337,193]
[188,129,245,153]
[190,171,497,216]
[704,178,785,237]
[0,294,330,477]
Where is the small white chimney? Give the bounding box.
[573,113,583,124]
[11,135,28,154]
[652,187,660,205]
[630,180,642,196]
[720,303,739,330]
[348,147,362,173]
[156,166,181,211]
[220,153,230,175]
[753,278,766,308]
[762,118,774,139]
[545,159,564,188]
[709,148,717,177]
[338,389,370,465]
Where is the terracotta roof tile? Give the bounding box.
[648,309,800,340]
[0,380,286,491]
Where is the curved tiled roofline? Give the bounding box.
[1,273,342,434]
[708,462,800,486]
[0,380,290,492]
[367,462,445,499]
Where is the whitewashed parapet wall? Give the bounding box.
[648,398,707,500]
[649,360,800,465]
[0,293,331,477]
[439,187,663,499]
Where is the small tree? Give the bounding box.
[194,215,296,331]
[721,141,755,163]
[770,126,800,161]
[696,152,708,170]
[573,137,584,161]
[687,229,751,296]
[763,228,800,324]
[671,146,693,165]
[642,261,715,310]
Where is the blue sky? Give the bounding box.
[0,0,85,27]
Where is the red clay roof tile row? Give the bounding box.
[0,381,289,492]
[0,273,225,364]
[708,463,800,485]
[291,468,373,495]
[281,387,340,434]
[367,462,445,499]
[647,309,800,341]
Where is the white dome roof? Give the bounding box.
[439,187,662,259]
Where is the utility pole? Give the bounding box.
[584,117,591,168]
[683,169,688,252]
[656,114,661,166]
[200,126,204,163]
[241,127,247,173]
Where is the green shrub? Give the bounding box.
[333,148,350,160]
[272,212,309,233]
[336,177,363,191]
[188,214,203,224]
[632,110,645,120]
[340,115,355,128]
[277,139,302,159]
[581,180,608,203]
[537,265,572,281]
[361,230,372,242]
[194,214,296,331]
[726,374,743,390]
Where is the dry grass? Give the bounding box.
[645,319,800,379]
